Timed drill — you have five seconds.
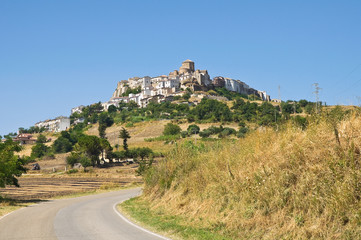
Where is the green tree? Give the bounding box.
[52,137,73,153]
[66,152,92,171]
[163,123,181,136]
[99,112,114,127]
[133,147,154,176]
[114,144,120,151]
[36,134,47,144]
[99,138,112,161]
[199,129,212,138]
[135,147,153,161]
[31,142,50,159]
[98,112,114,139]
[237,126,249,138]
[98,123,107,139]
[79,156,92,171]
[66,152,80,167]
[187,124,200,135]
[299,99,309,107]
[218,127,237,138]
[113,151,127,161]
[192,99,232,122]
[0,139,27,187]
[108,105,117,113]
[119,128,131,151]
[75,135,103,166]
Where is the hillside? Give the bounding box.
[85,120,240,153]
[127,109,361,239]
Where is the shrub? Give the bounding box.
[199,129,212,138]
[218,127,236,138]
[163,123,181,136]
[181,131,189,138]
[66,152,80,167]
[237,127,249,138]
[187,124,200,135]
[293,115,308,130]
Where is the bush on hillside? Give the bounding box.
[187,124,200,135]
[163,123,181,136]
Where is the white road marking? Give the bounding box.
[113,201,171,240]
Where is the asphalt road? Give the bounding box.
[0,188,170,240]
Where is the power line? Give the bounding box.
[313,83,321,113]
[356,96,361,107]
[331,63,361,95]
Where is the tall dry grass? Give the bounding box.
[143,110,361,239]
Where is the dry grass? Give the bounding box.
[86,121,240,153]
[142,111,361,239]
[0,163,142,201]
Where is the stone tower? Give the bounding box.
[179,59,195,74]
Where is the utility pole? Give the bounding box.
[313,83,321,114]
[293,101,296,114]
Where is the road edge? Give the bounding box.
[0,206,26,222]
[113,199,171,240]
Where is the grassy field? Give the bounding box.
[129,110,361,239]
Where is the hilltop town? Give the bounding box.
[17,60,271,135]
[106,59,270,109]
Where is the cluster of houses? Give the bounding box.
[104,60,270,109]
[3,117,70,145]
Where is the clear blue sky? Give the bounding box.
[1,0,361,136]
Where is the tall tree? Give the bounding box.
[119,128,131,151]
[75,135,103,166]
[98,123,107,139]
[99,138,112,161]
[0,139,27,187]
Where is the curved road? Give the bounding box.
[0,188,170,240]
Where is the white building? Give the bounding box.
[71,105,85,115]
[35,116,70,132]
[223,78,250,95]
[257,91,270,101]
[165,79,180,89]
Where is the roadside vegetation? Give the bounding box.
[122,107,361,239]
[121,197,233,240]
